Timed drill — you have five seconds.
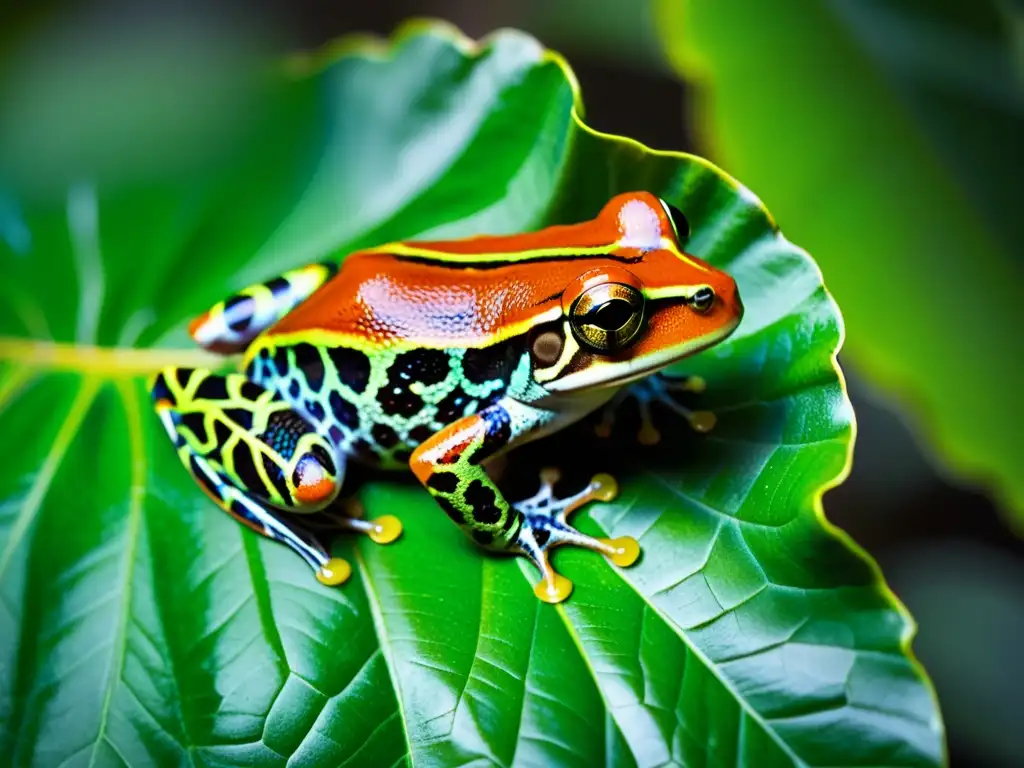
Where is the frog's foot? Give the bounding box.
[304,498,404,546]
[512,468,639,604]
[594,373,715,445]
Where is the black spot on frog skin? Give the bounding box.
[474,406,511,464]
[427,471,459,494]
[371,423,400,449]
[306,399,326,423]
[181,411,209,444]
[212,419,232,447]
[407,428,436,444]
[262,454,291,501]
[391,349,450,385]
[328,425,344,445]
[232,442,265,496]
[378,351,449,418]
[462,337,523,386]
[408,424,435,444]
[195,375,229,401]
[532,527,551,548]
[272,347,291,378]
[223,408,253,430]
[464,479,502,524]
[329,391,360,430]
[288,380,301,399]
[378,385,423,418]
[224,294,256,333]
[266,275,290,298]
[326,347,371,394]
[239,380,264,401]
[174,368,192,390]
[435,386,474,425]
[292,343,326,392]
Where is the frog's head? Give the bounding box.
[531,191,743,393]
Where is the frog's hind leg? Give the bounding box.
[151,366,400,585]
[189,261,337,354]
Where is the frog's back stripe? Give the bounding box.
[375,243,644,269]
[190,262,338,354]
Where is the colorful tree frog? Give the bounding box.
[151,192,743,603]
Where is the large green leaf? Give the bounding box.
[0,20,944,767]
[656,0,1024,519]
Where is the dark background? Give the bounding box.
[3,1,1021,765]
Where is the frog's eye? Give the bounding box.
[659,199,690,241]
[691,285,715,313]
[569,282,645,353]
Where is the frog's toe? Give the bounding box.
[595,373,717,443]
[316,557,353,586]
[513,469,638,602]
[317,510,404,546]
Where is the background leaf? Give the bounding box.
[655,0,1024,519]
[0,20,944,767]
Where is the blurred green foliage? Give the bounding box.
[657,0,1024,520]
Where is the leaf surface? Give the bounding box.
[0,21,943,768]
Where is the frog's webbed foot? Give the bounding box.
[512,468,639,604]
[594,373,715,445]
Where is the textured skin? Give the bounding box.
[152,191,744,599]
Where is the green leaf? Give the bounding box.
[0,19,944,767]
[656,0,1024,519]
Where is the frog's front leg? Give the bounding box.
[594,372,716,445]
[410,400,639,604]
[189,261,337,354]
[151,367,400,585]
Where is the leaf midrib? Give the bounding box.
[85,381,146,768]
[0,338,224,378]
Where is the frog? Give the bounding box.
[151,191,743,603]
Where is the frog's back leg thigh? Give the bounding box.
[151,366,398,585]
[189,262,337,354]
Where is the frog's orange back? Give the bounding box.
[265,192,740,354]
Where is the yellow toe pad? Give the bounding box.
[602,536,640,568]
[534,573,573,604]
[316,557,352,586]
[368,515,403,544]
[590,473,619,502]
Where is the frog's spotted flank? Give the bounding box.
[152,191,742,602]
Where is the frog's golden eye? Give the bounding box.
[569,282,645,353]
[659,199,691,241]
[691,285,715,313]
